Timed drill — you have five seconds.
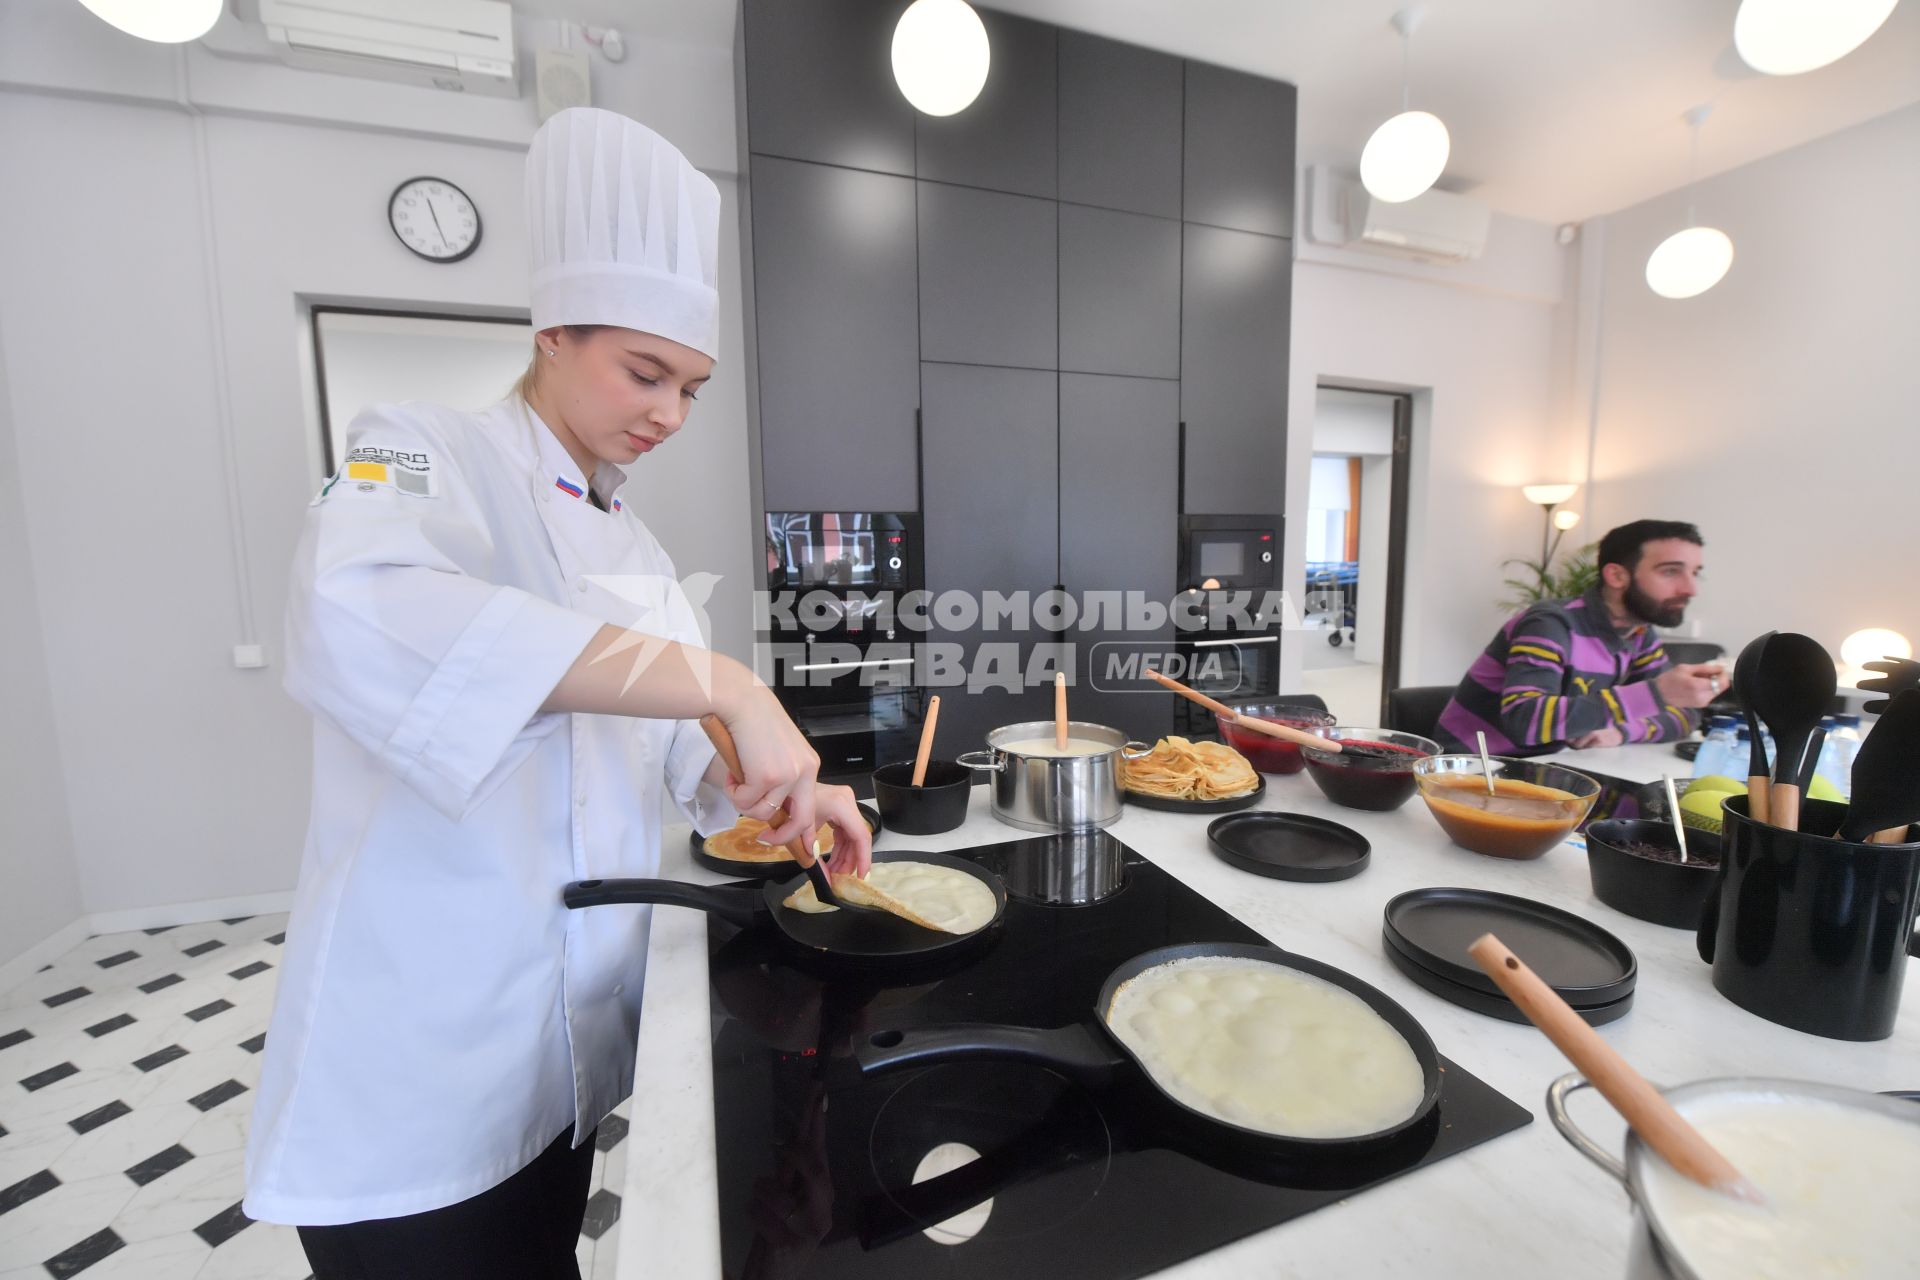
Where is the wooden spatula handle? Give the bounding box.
[1769,782,1801,833]
[1226,712,1343,753]
[1146,669,1238,719]
[1467,934,1760,1202]
[1745,774,1770,824]
[700,714,817,868]
[1055,672,1069,751]
[911,696,941,788]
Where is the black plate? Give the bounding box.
[691,802,881,879]
[1206,812,1370,882]
[1382,929,1634,1026]
[1124,772,1267,814]
[1383,887,1637,1005]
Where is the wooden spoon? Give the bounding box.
[1054,671,1069,752]
[911,695,941,788]
[1468,933,1765,1205]
[1146,669,1342,752]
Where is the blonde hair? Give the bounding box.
[515,323,605,402]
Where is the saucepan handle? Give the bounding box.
[857,1021,1122,1082]
[561,878,758,929]
[956,749,1004,773]
[1546,1072,1628,1186]
[1121,740,1154,760]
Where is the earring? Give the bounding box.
[546,349,557,357]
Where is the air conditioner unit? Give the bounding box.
[1343,184,1491,264]
[258,0,517,97]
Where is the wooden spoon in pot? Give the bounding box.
[1145,669,1342,752]
[1468,933,1765,1205]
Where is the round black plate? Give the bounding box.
[1206,812,1370,882]
[1382,929,1633,1026]
[1124,772,1266,814]
[1384,887,1637,1005]
[691,803,881,879]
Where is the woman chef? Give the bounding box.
[241,108,871,1277]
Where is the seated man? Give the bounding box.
[1435,520,1724,755]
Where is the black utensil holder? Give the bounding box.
[1699,795,1920,1041]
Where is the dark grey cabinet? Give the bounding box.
[1058,205,1180,379]
[1183,60,1297,238]
[914,10,1057,199]
[918,183,1057,370]
[919,362,1059,750]
[742,0,914,175]
[750,157,921,511]
[1060,373,1178,740]
[1058,31,1183,219]
[1180,223,1291,516]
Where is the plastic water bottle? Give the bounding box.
[1691,716,1741,782]
[1823,715,1864,799]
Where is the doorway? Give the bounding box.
[1298,386,1411,726]
[311,307,531,477]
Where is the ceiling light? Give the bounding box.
[73,0,222,43]
[1646,105,1734,300]
[892,0,990,117]
[1734,0,1899,76]
[1361,9,1450,204]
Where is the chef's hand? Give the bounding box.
[1654,662,1723,710]
[810,783,872,879]
[714,684,824,850]
[1571,725,1625,749]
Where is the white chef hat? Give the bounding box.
[526,108,722,359]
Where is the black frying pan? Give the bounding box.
[562,849,1007,968]
[854,941,1442,1154]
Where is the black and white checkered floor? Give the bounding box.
[0,916,627,1278]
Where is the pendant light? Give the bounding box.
[1734,0,1899,76]
[892,0,991,117]
[72,0,222,43]
[1360,8,1451,204]
[1645,106,1735,300]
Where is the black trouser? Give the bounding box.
[298,1127,596,1280]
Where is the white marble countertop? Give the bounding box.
[619,742,1920,1279]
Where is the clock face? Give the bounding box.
[388,177,481,263]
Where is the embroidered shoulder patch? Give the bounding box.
[313,445,439,503]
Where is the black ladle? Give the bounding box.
[1842,689,1920,844]
[1749,632,1835,832]
[1731,632,1776,823]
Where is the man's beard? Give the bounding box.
[1624,581,1687,628]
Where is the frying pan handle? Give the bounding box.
[857,1022,1122,1082]
[562,878,758,929]
[956,750,1004,773]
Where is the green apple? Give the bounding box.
[1678,789,1729,834]
[1807,774,1845,804]
[1686,775,1748,797]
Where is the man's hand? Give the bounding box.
[1654,662,1723,710]
[1571,725,1625,749]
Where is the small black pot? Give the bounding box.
[1586,819,1720,930]
[872,760,973,835]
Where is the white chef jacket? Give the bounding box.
[243,396,734,1226]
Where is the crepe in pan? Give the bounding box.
[701,816,838,864]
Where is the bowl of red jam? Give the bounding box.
[1214,702,1336,775]
[1301,727,1438,811]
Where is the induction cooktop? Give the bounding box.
[705,832,1531,1280]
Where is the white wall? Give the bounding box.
[0,1,754,950]
[1284,216,1571,698]
[0,324,84,981]
[1581,103,1920,662]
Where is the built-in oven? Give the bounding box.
[764,512,924,780]
[1173,515,1284,738]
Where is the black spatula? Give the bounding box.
[1842,690,1920,844]
[1749,632,1835,832]
[1859,658,1920,715]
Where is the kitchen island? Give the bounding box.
[618,743,1918,1278]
